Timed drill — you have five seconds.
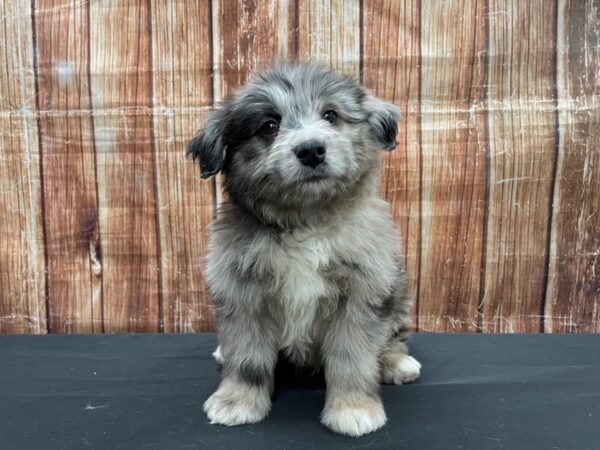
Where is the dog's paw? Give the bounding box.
[203,380,271,426]
[383,354,421,384]
[212,345,224,364]
[321,394,387,437]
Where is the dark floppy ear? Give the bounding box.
[364,95,401,151]
[186,115,227,179]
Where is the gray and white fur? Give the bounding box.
[187,62,421,437]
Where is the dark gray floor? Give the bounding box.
[1,333,599,450]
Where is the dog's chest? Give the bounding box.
[271,231,340,354]
[277,233,336,298]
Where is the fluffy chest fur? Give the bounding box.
[207,198,401,363]
[272,228,340,359]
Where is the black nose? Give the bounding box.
[294,140,326,167]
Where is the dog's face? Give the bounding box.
[188,63,400,218]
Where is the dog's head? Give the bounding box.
[188,62,400,225]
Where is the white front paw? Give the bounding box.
[203,379,271,426]
[321,394,387,437]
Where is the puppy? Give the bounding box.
[187,62,421,437]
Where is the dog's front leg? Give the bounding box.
[320,301,389,437]
[203,312,278,426]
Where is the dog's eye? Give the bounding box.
[323,110,338,124]
[260,120,279,136]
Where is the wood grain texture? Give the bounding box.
[298,0,360,75]
[34,0,102,333]
[418,0,487,332]
[362,0,421,329]
[546,0,600,332]
[213,0,297,100]
[0,0,47,333]
[150,0,215,332]
[89,0,160,332]
[481,0,558,332]
[1,0,599,334]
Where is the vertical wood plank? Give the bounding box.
[213,0,297,101]
[418,0,487,332]
[34,0,102,333]
[298,0,360,75]
[362,0,421,329]
[546,0,600,332]
[150,0,215,332]
[481,0,558,332]
[0,0,47,333]
[89,0,160,332]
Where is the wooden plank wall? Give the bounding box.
[0,0,598,334]
[0,1,46,333]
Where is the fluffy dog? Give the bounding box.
[187,62,421,437]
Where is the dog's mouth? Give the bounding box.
[299,167,329,184]
[302,174,327,183]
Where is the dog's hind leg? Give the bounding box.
[380,329,421,384]
[212,345,224,364]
